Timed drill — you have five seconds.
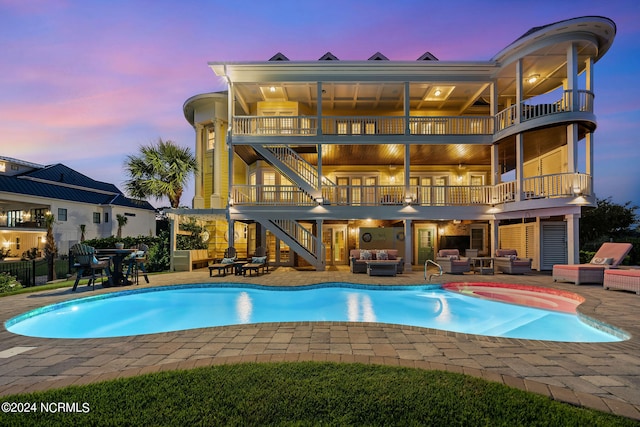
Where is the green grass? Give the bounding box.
[0,362,636,426]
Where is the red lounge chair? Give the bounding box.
[552,242,632,285]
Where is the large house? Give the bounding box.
[0,156,157,257]
[179,16,615,271]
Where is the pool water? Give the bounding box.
[5,283,626,342]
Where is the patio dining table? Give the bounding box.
[96,248,136,286]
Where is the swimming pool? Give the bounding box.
[5,283,626,342]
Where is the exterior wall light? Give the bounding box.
[527,74,540,84]
[316,197,324,205]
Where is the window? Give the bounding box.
[93,212,101,224]
[104,213,109,223]
[207,126,215,151]
[58,208,67,222]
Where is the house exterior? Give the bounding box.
[180,16,615,271]
[0,156,157,257]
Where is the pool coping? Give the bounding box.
[0,268,639,421]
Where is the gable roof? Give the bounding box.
[0,161,155,211]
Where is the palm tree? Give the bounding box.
[116,214,128,239]
[44,213,57,281]
[124,138,198,208]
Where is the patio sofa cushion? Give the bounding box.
[603,269,640,295]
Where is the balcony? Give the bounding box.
[230,173,592,207]
[231,90,593,138]
[233,115,494,137]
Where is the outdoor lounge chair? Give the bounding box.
[208,247,237,277]
[242,246,268,276]
[436,249,471,274]
[71,243,113,291]
[552,242,633,285]
[494,249,532,274]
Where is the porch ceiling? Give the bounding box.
[235,144,491,167]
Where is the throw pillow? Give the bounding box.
[448,255,459,260]
[377,250,389,260]
[221,257,235,264]
[91,256,99,264]
[508,254,518,261]
[360,250,372,260]
[252,256,266,264]
[590,257,605,265]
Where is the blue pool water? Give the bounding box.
[5,283,625,342]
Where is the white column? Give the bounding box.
[169,213,177,271]
[317,82,323,136]
[404,82,411,135]
[404,143,411,199]
[193,124,205,209]
[404,219,412,272]
[515,59,523,124]
[317,219,325,271]
[567,43,578,111]
[567,124,579,173]
[490,219,499,255]
[515,133,523,201]
[211,119,223,208]
[585,58,594,175]
[566,213,579,264]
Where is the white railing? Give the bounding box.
[234,116,318,136]
[264,145,319,189]
[231,173,591,207]
[233,90,594,137]
[496,90,594,132]
[408,116,493,135]
[231,185,315,206]
[271,219,321,257]
[322,185,406,206]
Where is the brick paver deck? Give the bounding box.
[1,267,639,420]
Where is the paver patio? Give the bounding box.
[1,266,639,420]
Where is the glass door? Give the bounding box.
[417,227,436,264]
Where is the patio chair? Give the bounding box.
[553,242,633,285]
[125,243,150,284]
[494,249,532,274]
[71,243,113,291]
[435,249,471,274]
[242,246,269,276]
[208,247,237,277]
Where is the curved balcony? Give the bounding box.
[495,90,594,134]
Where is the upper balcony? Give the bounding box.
[231,90,594,142]
[230,172,592,209]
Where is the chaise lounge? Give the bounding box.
[553,242,632,285]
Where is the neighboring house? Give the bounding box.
[180,16,615,271]
[0,156,157,257]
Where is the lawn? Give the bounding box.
[0,362,636,426]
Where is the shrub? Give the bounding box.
[0,272,22,294]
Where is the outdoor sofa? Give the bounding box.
[349,249,404,274]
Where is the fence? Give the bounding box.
[0,257,71,287]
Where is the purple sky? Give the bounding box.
[1,0,639,209]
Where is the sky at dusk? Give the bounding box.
[1,0,639,209]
